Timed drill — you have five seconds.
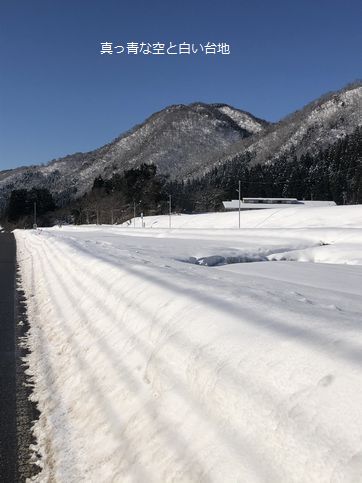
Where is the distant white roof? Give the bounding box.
[243,197,298,202]
[223,199,336,210]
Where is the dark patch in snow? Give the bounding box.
[181,254,268,266]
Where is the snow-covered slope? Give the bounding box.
[222,82,362,166]
[213,104,268,133]
[15,204,362,481]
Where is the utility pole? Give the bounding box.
[169,194,172,229]
[33,201,37,229]
[238,180,241,229]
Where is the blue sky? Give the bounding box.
[0,0,361,170]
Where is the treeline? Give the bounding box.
[168,125,362,212]
[1,188,56,229]
[69,163,170,224]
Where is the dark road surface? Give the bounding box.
[0,233,17,481]
[0,233,39,482]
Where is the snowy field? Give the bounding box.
[15,205,362,482]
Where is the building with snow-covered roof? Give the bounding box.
[222,198,336,210]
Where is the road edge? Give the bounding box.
[14,240,41,481]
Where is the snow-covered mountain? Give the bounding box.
[0,104,266,207]
[0,82,360,209]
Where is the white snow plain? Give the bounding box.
[15,205,362,482]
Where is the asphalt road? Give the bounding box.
[0,233,16,481]
[0,233,39,482]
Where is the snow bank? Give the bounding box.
[269,243,362,265]
[15,216,362,482]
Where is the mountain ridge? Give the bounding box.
[193,81,362,176]
[0,103,267,207]
[0,82,361,210]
